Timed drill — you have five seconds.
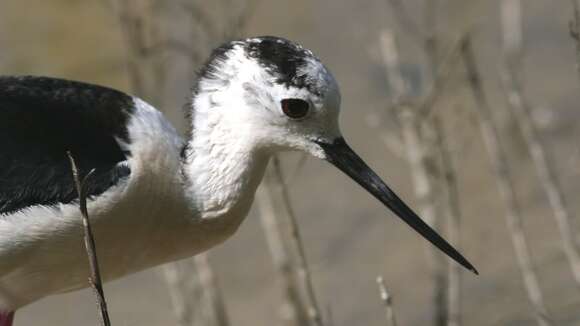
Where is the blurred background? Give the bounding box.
[1,0,580,325]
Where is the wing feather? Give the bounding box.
[0,76,133,215]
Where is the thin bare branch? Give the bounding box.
[366,31,407,159]
[433,119,463,326]
[162,263,194,326]
[377,28,448,326]
[162,259,215,326]
[182,0,259,59]
[420,7,449,325]
[415,36,465,120]
[376,29,464,123]
[385,0,425,43]
[461,37,553,326]
[381,36,465,121]
[114,0,150,96]
[67,152,111,326]
[195,254,230,326]
[376,276,398,326]
[228,0,261,38]
[365,112,406,159]
[271,156,324,326]
[288,153,310,185]
[423,0,439,76]
[325,305,335,326]
[501,0,580,287]
[111,0,168,105]
[398,110,438,226]
[570,0,580,84]
[379,31,409,102]
[180,1,220,43]
[108,2,239,324]
[257,175,310,326]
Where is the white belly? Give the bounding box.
[0,97,266,311]
[0,156,248,311]
[0,101,180,310]
[0,170,178,310]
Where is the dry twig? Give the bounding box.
[114,0,166,104]
[377,26,449,326]
[461,37,553,326]
[163,261,196,325]
[194,254,230,326]
[257,172,310,326]
[434,120,462,326]
[501,0,580,287]
[385,0,425,44]
[270,156,324,326]
[67,152,111,326]
[110,2,233,325]
[109,1,248,323]
[419,6,451,325]
[376,276,398,326]
[377,30,437,229]
[569,0,580,84]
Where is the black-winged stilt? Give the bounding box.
[0,36,476,325]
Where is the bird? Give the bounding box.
[0,36,477,325]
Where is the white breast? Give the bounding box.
[0,98,190,310]
[0,96,270,311]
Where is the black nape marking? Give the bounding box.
[245,36,319,93]
[186,36,326,138]
[191,36,321,98]
[0,76,134,215]
[245,36,311,87]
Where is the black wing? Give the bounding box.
[0,76,134,215]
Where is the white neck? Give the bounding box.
[182,104,270,223]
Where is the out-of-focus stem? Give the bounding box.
[257,170,310,326]
[376,276,398,326]
[270,156,324,326]
[379,27,448,326]
[195,254,230,326]
[501,0,580,287]
[380,30,447,325]
[461,37,552,326]
[433,119,462,326]
[570,0,580,84]
[68,153,111,326]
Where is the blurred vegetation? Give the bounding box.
[2,1,580,326]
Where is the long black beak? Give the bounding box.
[318,137,478,275]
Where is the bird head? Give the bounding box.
[190,36,477,274]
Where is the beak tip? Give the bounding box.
[469,266,479,276]
[461,259,479,275]
[319,137,481,276]
[469,265,479,276]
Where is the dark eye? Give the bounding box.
[281,99,310,119]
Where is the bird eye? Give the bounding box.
[281,99,310,120]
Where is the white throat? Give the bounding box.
[183,101,270,221]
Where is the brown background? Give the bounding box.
[1,1,580,325]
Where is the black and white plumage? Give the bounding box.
[0,36,476,323]
[0,76,133,215]
[0,74,187,312]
